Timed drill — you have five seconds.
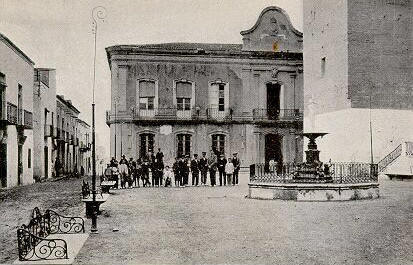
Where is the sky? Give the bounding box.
[0,0,303,157]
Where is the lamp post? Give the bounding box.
[91,5,106,233]
[369,82,374,178]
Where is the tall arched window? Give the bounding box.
[174,80,194,119]
[176,134,191,157]
[212,134,225,155]
[137,80,157,117]
[139,133,154,158]
[208,81,229,119]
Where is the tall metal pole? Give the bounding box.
[369,83,374,177]
[91,5,106,233]
[114,103,117,159]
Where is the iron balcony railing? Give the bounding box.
[106,107,303,124]
[252,108,302,121]
[23,110,33,129]
[250,162,378,184]
[18,107,22,125]
[7,102,17,124]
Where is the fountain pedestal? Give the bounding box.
[293,132,332,183]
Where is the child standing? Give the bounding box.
[164,166,173,187]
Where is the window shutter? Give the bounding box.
[209,84,219,108]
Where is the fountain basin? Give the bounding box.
[248,182,379,201]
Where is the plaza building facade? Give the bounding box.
[303,1,413,175]
[33,68,57,181]
[0,33,34,188]
[106,6,304,167]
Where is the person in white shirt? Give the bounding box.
[225,158,234,185]
[118,162,129,189]
[164,166,173,187]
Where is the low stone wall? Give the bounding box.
[248,182,379,201]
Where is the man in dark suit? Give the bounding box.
[191,154,200,186]
[232,153,240,185]
[173,157,180,187]
[199,152,208,185]
[217,154,227,186]
[178,156,188,187]
[207,151,217,187]
[183,155,190,186]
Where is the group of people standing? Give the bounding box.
[172,151,240,187]
[103,148,241,188]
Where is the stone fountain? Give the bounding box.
[293,132,332,182]
[248,131,379,201]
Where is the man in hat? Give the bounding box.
[217,153,227,186]
[199,152,208,185]
[178,156,187,187]
[183,154,190,186]
[207,150,217,187]
[232,153,240,185]
[191,154,200,186]
[173,157,180,187]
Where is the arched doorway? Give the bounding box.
[265,134,283,172]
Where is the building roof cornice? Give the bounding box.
[56,95,80,114]
[106,44,302,68]
[0,33,35,65]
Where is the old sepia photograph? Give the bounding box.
[0,0,412,264]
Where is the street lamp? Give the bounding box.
[91,5,106,233]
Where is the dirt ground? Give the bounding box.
[1,174,412,265]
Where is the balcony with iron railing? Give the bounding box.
[7,102,17,124]
[23,110,33,129]
[106,107,303,125]
[252,108,302,122]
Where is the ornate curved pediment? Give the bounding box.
[240,6,303,52]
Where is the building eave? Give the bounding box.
[0,33,35,65]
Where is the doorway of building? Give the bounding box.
[44,146,48,179]
[0,143,7,187]
[18,144,22,185]
[266,83,281,120]
[264,134,283,173]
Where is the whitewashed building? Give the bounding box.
[33,68,57,181]
[0,33,34,188]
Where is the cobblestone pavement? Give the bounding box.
[1,175,412,265]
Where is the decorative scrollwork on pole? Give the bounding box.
[92,6,107,34]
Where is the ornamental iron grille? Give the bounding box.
[250,162,378,184]
[17,207,85,261]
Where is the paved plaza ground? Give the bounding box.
[0,174,412,265]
